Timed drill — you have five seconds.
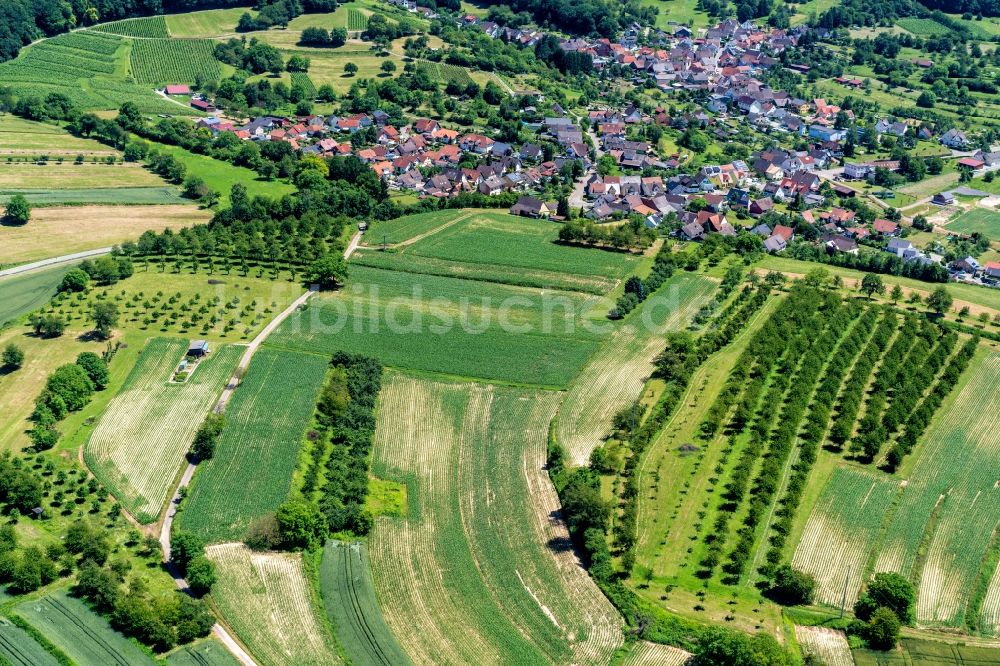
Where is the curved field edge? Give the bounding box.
[177,348,329,543]
[555,272,717,466]
[368,371,623,665]
[206,543,339,666]
[85,339,242,523]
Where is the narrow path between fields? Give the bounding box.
[157,231,362,666]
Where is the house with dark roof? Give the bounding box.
[509,197,551,218]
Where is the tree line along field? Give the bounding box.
[319,540,410,666]
[368,372,623,665]
[205,543,339,666]
[84,338,241,523]
[554,272,717,466]
[178,347,330,543]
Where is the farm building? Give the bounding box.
[932,191,955,206]
[509,196,552,218]
[164,84,191,95]
[188,340,210,357]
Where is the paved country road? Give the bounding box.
[0,247,111,279]
[158,231,363,666]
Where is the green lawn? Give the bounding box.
[149,143,295,205]
[947,207,1000,239]
[0,115,118,155]
[637,0,712,29]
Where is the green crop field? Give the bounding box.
[404,212,640,289]
[15,591,154,666]
[554,272,716,465]
[178,347,329,543]
[369,372,622,664]
[367,209,470,244]
[792,467,899,607]
[166,639,240,665]
[85,338,241,523]
[92,16,169,38]
[948,208,1000,239]
[416,61,474,88]
[129,38,221,84]
[0,264,72,325]
[0,617,61,666]
[268,265,603,389]
[206,543,338,666]
[319,540,410,666]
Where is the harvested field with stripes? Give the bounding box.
[793,626,853,666]
[792,467,899,606]
[368,372,622,665]
[86,338,241,523]
[206,543,338,666]
[555,272,716,465]
[620,640,691,666]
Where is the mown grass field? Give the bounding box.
[0,616,61,666]
[164,8,250,37]
[319,540,410,666]
[179,347,329,543]
[947,207,1000,239]
[268,265,603,389]
[287,49,403,94]
[554,272,717,466]
[369,372,623,665]
[0,205,209,266]
[206,543,339,666]
[0,115,118,156]
[15,591,155,666]
[85,338,241,523]
[793,626,853,666]
[0,164,167,189]
[620,641,691,666]
[148,143,295,205]
[0,187,187,206]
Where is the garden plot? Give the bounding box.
[207,543,338,666]
[368,372,623,665]
[85,338,241,523]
